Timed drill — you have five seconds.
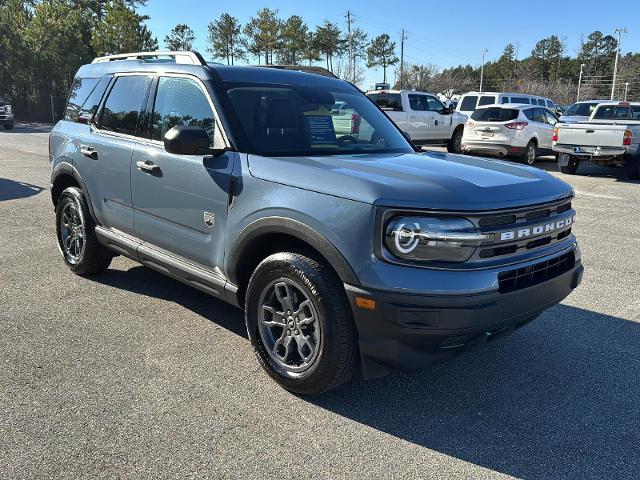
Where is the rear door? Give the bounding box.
[79,74,152,235]
[131,74,234,269]
[407,94,429,140]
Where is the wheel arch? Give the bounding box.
[50,162,98,224]
[227,217,360,303]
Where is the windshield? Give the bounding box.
[564,102,599,116]
[223,82,414,157]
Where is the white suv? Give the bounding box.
[457,92,556,118]
[461,104,559,165]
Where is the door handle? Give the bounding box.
[136,160,160,174]
[410,115,416,119]
[80,145,97,159]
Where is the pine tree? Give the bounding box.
[367,33,398,83]
[164,24,195,51]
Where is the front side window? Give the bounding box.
[224,82,413,156]
[523,108,536,121]
[98,76,151,136]
[426,96,445,112]
[151,77,216,144]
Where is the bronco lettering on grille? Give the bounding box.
[499,216,573,241]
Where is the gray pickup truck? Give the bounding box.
[49,51,583,394]
[0,95,14,130]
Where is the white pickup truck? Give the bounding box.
[553,101,640,179]
[366,89,466,153]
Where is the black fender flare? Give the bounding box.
[50,161,99,224]
[227,216,360,286]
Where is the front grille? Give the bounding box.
[498,252,575,293]
[471,199,574,260]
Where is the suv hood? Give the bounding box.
[247,151,572,211]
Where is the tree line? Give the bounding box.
[1,1,638,120]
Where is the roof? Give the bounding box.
[476,103,542,109]
[364,89,438,95]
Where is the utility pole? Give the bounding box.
[611,27,626,100]
[624,82,629,101]
[346,11,353,83]
[577,63,585,101]
[479,48,488,92]
[399,29,407,89]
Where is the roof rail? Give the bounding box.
[254,65,338,79]
[91,51,207,66]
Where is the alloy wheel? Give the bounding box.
[60,201,85,264]
[258,279,321,373]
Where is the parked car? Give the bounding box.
[457,92,557,118]
[553,101,640,179]
[559,100,608,123]
[366,89,466,152]
[49,51,582,395]
[0,95,14,130]
[462,103,559,164]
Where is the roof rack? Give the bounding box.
[255,65,338,79]
[91,51,207,66]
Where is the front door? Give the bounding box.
[407,94,429,141]
[425,95,451,141]
[131,75,234,269]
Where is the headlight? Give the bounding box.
[384,216,488,263]
[5,105,11,114]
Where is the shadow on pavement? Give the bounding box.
[0,123,52,134]
[89,261,639,478]
[308,304,639,479]
[91,264,247,339]
[538,160,640,183]
[0,178,44,201]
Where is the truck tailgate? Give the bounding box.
[557,123,626,147]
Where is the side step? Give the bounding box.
[94,226,240,307]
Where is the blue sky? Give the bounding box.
[141,0,640,88]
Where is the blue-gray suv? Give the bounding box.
[49,52,583,394]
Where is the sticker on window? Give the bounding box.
[305,115,337,146]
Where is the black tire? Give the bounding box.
[3,123,13,130]
[55,187,112,275]
[447,127,463,153]
[245,252,358,395]
[520,141,537,165]
[560,155,580,175]
[623,155,640,180]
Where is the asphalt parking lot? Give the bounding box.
[1,124,639,479]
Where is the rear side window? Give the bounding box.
[368,93,403,111]
[512,97,530,104]
[408,94,427,111]
[477,96,496,107]
[459,95,478,111]
[151,77,217,144]
[65,78,99,121]
[471,107,519,122]
[97,76,151,136]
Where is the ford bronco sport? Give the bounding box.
[49,51,583,394]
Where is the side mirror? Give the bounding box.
[164,126,227,156]
[441,107,452,115]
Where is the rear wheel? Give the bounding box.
[624,155,640,180]
[560,155,580,175]
[245,252,358,395]
[447,127,463,153]
[520,141,537,165]
[55,187,112,275]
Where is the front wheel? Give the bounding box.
[560,155,580,175]
[447,127,463,153]
[245,252,358,395]
[521,141,537,165]
[55,187,112,275]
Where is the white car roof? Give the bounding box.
[591,101,640,107]
[365,89,437,95]
[475,103,540,110]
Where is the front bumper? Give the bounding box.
[345,244,583,377]
[0,114,14,126]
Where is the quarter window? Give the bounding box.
[98,76,151,136]
[151,77,217,144]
